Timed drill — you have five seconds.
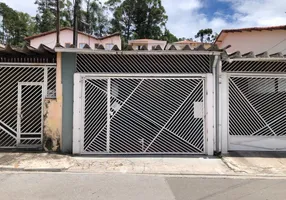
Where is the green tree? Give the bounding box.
[0,3,34,46]
[107,0,135,41]
[85,0,110,36]
[195,28,217,43]
[35,0,73,32]
[106,0,167,42]
[133,0,167,40]
[160,28,178,43]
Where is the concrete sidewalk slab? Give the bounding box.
[1,152,286,176]
[70,156,233,175]
[0,153,73,171]
[0,153,232,175]
[222,152,286,175]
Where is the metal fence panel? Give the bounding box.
[228,75,286,151]
[83,77,205,154]
[77,54,212,73]
[0,65,56,148]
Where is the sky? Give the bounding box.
[1,0,286,39]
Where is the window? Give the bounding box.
[105,43,114,50]
[94,43,99,49]
[65,43,71,48]
[79,43,86,49]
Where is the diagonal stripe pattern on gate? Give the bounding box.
[0,66,56,148]
[83,78,205,154]
[229,76,286,137]
[0,67,44,147]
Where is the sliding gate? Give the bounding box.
[75,75,208,154]
[227,75,286,151]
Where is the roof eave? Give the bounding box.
[54,47,221,55]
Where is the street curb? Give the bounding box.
[0,167,67,172]
[2,168,286,178]
[66,170,286,178]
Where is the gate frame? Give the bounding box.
[221,72,286,153]
[17,82,44,146]
[73,73,214,155]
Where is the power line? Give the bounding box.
[266,37,286,52]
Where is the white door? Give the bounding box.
[17,83,44,147]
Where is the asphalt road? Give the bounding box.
[0,172,286,200]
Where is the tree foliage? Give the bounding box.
[0,0,182,48]
[106,0,168,45]
[35,0,73,32]
[0,3,35,46]
[195,28,217,43]
[160,28,178,43]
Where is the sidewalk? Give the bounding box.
[0,152,286,177]
[222,151,286,175]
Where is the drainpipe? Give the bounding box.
[216,57,222,155]
[212,54,220,155]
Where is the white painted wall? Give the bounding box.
[30,29,121,50]
[217,30,286,54]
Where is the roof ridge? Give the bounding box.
[24,27,120,41]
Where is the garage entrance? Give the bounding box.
[228,75,286,151]
[73,52,218,155]
[221,57,286,153]
[79,76,205,154]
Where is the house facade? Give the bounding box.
[173,40,212,50]
[25,27,122,50]
[215,25,286,54]
[1,41,286,155]
[128,39,167,50]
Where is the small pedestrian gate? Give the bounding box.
[0,65,56,148]
[73,52,217,155]
[221,59,286,152]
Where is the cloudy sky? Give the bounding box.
[1,0,286,38]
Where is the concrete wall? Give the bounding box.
[30,29,122,50]
[43,53,63,151]
[217,30,286,54]
[61,52,76,153]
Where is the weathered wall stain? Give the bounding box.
[43,99,62,151]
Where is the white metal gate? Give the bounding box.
[225,75,286,151]
[74,75,212,154]
[0,65,56,148]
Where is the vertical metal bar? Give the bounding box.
[202,78,206,153]
[40,84,44,147]
[106,78,111,153]
[214,56,220,154]
[221,73,229,154]
[17,83,22,146]
[206,73,214,156]
[80,77,85,153]
[73,74,83,154]
[217,59,223,153]
[43,67,48,98]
